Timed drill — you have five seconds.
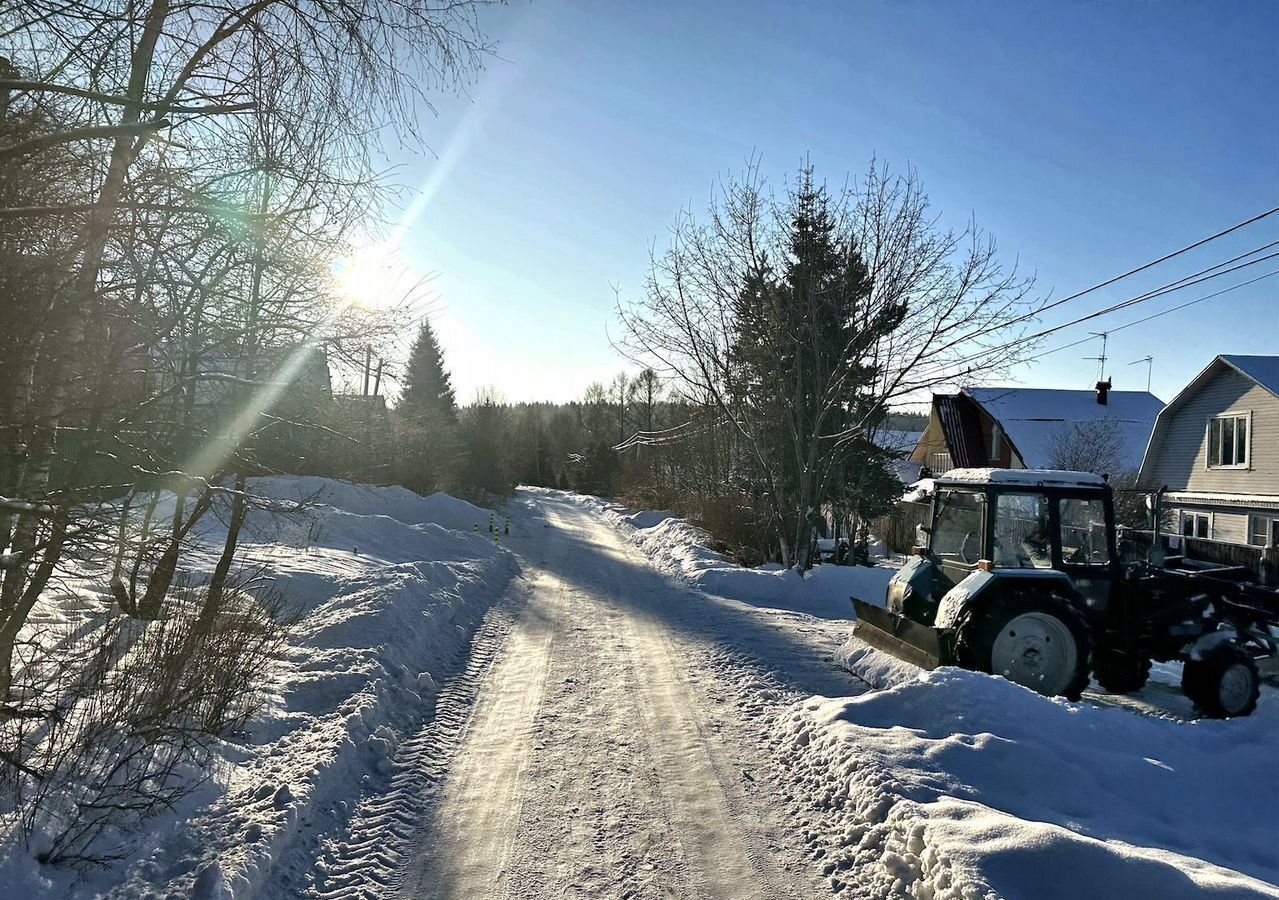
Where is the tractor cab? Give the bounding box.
[925,469,1119,616]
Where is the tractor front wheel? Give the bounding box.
[957,592,1091,701]
[1182,642,1260,718]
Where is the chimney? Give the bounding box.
[1095,378,1112,405]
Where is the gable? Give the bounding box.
[1139,363,1279,493]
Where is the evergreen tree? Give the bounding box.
[728,167,905,566]
[399,318,457,423]
[395,318,460,495]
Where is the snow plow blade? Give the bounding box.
[850,598,953,671]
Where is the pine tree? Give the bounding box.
[400,318,457,424]
[395,318,459,495]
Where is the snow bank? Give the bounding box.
[0,477,516,899]
[777,655,1279,899]
[587,498,895,618]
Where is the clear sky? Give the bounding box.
[375,0,1278,406]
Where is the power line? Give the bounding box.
[1019,268,1279,366]
[918,208,1279,362]
[901,246,1279,392]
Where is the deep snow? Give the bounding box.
[0,477,516,899]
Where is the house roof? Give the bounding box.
[961,386,1164,471]
[1220,355,1279,397]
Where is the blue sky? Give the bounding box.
[377,0,1278,405]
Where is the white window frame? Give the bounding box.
[1180,510,1213,540]
[1248,515,1279,547]
[1205,411,1252,470]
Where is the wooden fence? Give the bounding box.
[872,501,931,554]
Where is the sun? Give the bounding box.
[331,246,404,311]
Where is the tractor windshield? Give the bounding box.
[992,492,1053,569]
[931,489,984,565]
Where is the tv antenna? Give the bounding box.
[1084,331,1109,383]
[1129,355,1154,392]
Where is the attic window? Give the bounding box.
[1206,413,1250,468]
[990,427,1003,461]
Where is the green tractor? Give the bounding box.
[851,469,1279,717]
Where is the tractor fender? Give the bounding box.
[935,569,1080,629]
[1187,629,1236,661]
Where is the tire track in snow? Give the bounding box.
[302,580,530,900]
[391,569,562,899]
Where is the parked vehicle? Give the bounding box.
[851,468,1279,717]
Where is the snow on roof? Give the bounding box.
[962,386,1164,471]
[1221,354,1279,397]
[937,468,1109,489]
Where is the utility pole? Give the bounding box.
[362,345,372,397]
[1128,355,1154,392]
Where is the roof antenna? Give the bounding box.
[1084,331,1109,383]
[1128,355,1153,393]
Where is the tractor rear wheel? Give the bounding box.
[956,592,1091,700]
[1182,642,1259,718]
[1092,645,1152,695]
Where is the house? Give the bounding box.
[909,385,1165,475]
[1138,354,1279,548]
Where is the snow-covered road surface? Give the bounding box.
[319,489,859,900]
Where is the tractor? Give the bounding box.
[851,468,1279,717]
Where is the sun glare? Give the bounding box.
[331,246,404,311]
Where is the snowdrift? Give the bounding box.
[777,646,1279,900]
[0,477,515,900]
[584,496,896,618]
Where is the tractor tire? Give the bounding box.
[956,591,1091,701]
[1182,642,1260,718]
[1092,646,1152,695]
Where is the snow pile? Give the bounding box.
[775,652,1279,899]
[586,498,895,618]
[0,477,516,899]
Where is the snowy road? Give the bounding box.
[390,491,853,900]
[303,489,857,900]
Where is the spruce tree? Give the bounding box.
[395,318,459,494]
[400,318,457,424]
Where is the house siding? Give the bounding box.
[1144,367,1279,494]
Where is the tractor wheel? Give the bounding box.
[956,592,1091,701]
[1182,642,1260,718]
[1092,646,1152,695]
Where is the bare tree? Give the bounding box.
[617,159,1039,567]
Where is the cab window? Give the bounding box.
[1059,497,1111,565]
[931,489,983,565]
[992,492,1053,569]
